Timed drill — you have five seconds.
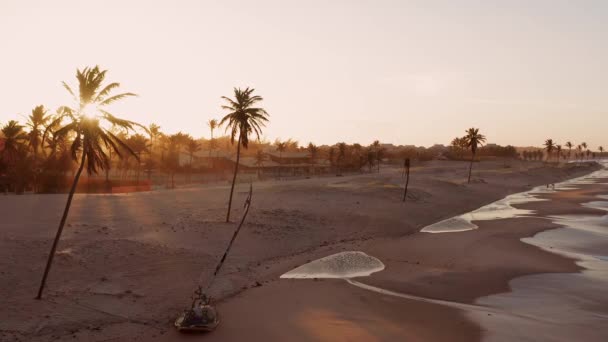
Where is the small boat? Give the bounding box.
[175,288,220,332]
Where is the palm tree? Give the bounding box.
[544,139,555,161]
[207,118,218,157]
[1,120,28,166]
[286,138,299,151]
[275,140,287,178]
[1,120,30,193]
[599,146,604,158]
[37,66,139,299]
[581,142,588,160]
[565,141,573,160]
[186,137,201,165]
[147,123,161,154]
[208,119,218,140]
[219,87,269,222]
[307,142,318,176]
[556,145,562,162]
[27,105,51,163]
[464,128,486,183]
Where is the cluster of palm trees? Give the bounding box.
[541,139,603,162]
[323,140,384,175]
[521,150,544,161]
[28,67,275,297]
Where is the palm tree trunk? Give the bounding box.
[36,151,86,299]
[467,152,475,183]
[226,136,241,222]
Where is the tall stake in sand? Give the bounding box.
[402,158,410,202]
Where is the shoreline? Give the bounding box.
[188,162,607,342]
[0,160,604,341]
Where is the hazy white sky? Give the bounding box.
[1,0,606,148]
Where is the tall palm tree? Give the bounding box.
[27,105,51,162]
[581,142,588,160]
[219,87,269,222]
[1,120,28,166]
[451,137,462,159]
[186,137,201,165]
[147,123,161,154]
[544,139,555,162]
[565,141,573,160]
[1,121,32,194]
[37,66,139,299]
[207,119,218,157]
[599,146,604,157]
[556,145,562,162]
[208,119,218,140]
[464,128,486,183]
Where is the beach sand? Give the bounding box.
[1,159,605,341]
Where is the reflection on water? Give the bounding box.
[474,203,608,341]
[421,192,543,233]
[422,168,607,233]
[280,251,385,279]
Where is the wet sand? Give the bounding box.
[0,160,604,341]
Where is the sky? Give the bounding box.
[0,0,606,148]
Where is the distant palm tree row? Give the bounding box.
[538,139,604,162]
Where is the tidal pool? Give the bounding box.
[280,251,385,279]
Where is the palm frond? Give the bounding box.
[93,82,120,102]
[98,92,137,106]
